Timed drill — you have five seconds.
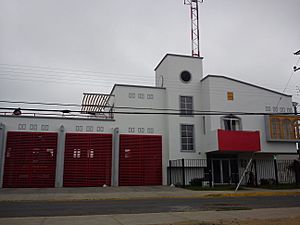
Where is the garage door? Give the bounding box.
[119,134,162,186]
[3,132,58,188]
[63,133,112,187]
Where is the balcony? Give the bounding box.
[207,129,261,152]
[217,129,261,152]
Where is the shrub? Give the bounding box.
[260,178,276,185]
[190,178,205,186]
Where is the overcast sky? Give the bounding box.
[0,0,299,111]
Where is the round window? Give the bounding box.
[180,71,191,82]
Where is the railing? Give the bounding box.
[168,158,210,187]
[168,158,299,187]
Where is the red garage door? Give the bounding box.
[3,132,57,188]
[63,133,112,187]
[119,134,162,186]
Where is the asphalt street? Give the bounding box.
[1,195,300,218]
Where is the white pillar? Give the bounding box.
[55,125,65,187]
[111,128,119,186]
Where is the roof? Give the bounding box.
[154,53,203,71]
[201,75,292,97]
[109,84,165,96]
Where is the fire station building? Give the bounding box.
[0,54,298,188]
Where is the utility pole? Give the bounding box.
[293,102,300,159]
[293,50,300,159]
[184,0,203,58]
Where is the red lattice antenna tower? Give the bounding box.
[184,0,203,58]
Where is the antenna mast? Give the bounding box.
[184,0,203,58]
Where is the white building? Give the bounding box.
[0,54,298,188]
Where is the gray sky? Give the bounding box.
[0,0,299,110]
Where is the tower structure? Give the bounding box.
[184,0,203,58]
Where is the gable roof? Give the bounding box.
[201,75,292,97]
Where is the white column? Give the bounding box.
[111,128,119,186]
[55,125,65,188]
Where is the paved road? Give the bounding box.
[1,195,300,218]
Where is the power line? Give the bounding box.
[0,100,233,113]
[0,68,154,82]
[276,56,300,107]
[0,63,154,79]
[0,106,297,116]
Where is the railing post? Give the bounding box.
[209,159,213,187]
[253,159,258,187]
[274,156,279,185]
[182,158,185,187]
[169,160,172,185]
[294,160,300,185]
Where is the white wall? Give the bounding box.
[202,76,296,153]
[110,84,168,184]
[155,54,206,160]
[0,116,115,134]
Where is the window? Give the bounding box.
[181,124,194,151]
[282,119,294,139]
[268,115,300,141]
[227,91,234,101]
[180,71,192,82]
[180,96,193,116]
[222,116,241,131]
[271,118,281,139]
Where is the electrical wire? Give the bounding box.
[276,56,300,107]
[0,100,293,114]
[0,106,297,116]
[0,63,154,78]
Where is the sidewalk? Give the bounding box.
[0,207,299,225]
[0,186,300,202]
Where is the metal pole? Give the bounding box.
[235,158,253,192]
[293,102,300,159]
[253,159,258,187]
[169,160,172,185]
[273,155,279,185]
[182,158,186,187]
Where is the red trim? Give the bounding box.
[218,129,261,152]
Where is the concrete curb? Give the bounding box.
[0,190,299,202]
[0,207,300,225]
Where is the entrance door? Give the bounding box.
[63,133,112,187]
[3,132,58,188]
[212,159,238,184]
[119,134,162,186]
[213,160,221,183]
[222,160,230,183]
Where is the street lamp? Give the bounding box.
[294,49,300,72]
[294,66,300,72]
